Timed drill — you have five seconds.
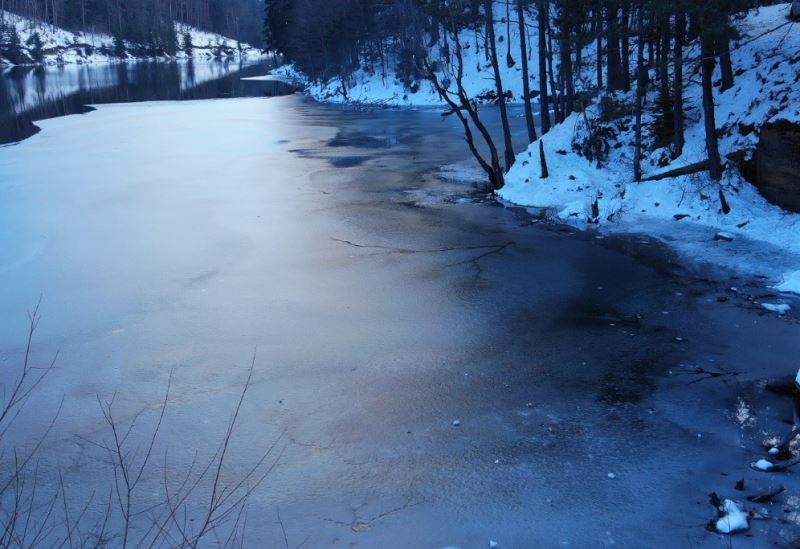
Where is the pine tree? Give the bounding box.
[183,32,193,56]
[1,24,22,62]
[113,34,126,57]
[25,31,44,63]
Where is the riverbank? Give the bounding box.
[268,2,800,303]
[0,9,265,66]
[498,3,800,301]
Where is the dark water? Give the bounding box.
[0,59,293,144]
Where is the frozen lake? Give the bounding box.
[1,87,800,546]
[0,59,291,143]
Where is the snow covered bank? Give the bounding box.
[174,23,263,61]
[497,3,800,295]
[265,2,557,108]
[0,10,264,66]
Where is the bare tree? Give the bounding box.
[516,0,537,143]
[484,0,515,171]
[425,28,505,191]
[0,307,284,548]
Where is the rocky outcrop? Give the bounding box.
[792,0,800,20]
[755,119,800,212]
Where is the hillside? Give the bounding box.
[498,3,800,296]
[0,10,264,66]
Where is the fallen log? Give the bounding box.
[747,486,785,503]
[640,160,710,182]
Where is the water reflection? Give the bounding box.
[0,59,292,144]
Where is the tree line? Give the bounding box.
[1,0,264,53]
[265,0,789,191]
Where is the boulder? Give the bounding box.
[755,119,800,212]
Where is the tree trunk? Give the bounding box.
[546,15,560,123]
[517,0,537,142]
[539,140,549,178]
[701,21,723,180]
[424,35,504,190]
[485,0,515,170]
[559,21,574,114]
[594,8,603,89]
[620,1,631,91]
[673,11,685,158]
[719,46,734,92]
[633,2,645,182]
[538,0,551,134]
[606,2,623,91]
[659,14,670,97]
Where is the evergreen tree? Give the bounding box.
[25,31,44,63]
[1,23,23,63]
[113,34,126,57]
[183,32,193,56]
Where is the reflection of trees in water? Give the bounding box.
[33,66,46,98]
[186,59,196,88]
[0,60,288,144]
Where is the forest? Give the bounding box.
[264,0,795,190]
[0,0,264,51]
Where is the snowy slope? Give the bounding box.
[281,4,564,107]
[498,3,800,295]
[0,10,264,65]
[0,10,117,64]
[174,23,262,60]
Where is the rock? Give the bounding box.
[714,231,734,242]
[756,119,800,212]
[452,420,461,427]
[489,541,498,548]
[673,213,690,221]
[792,0,800,20]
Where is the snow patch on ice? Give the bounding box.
[776,270,800,295]
[715,500,749,534]
[762,303,791,315]
[752,459,777,472]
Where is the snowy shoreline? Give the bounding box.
[0,10,266,67]
[267,3,800,301]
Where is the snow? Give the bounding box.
[0,9,117,64]
[497,3,800,293]
[0,10,264,66]
[762,303,791,315]
[174,23,262,61]
[753,459,777,471]
[715,499,749,534]
[777,270,800,294]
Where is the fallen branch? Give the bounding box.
[640,160,710,182]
